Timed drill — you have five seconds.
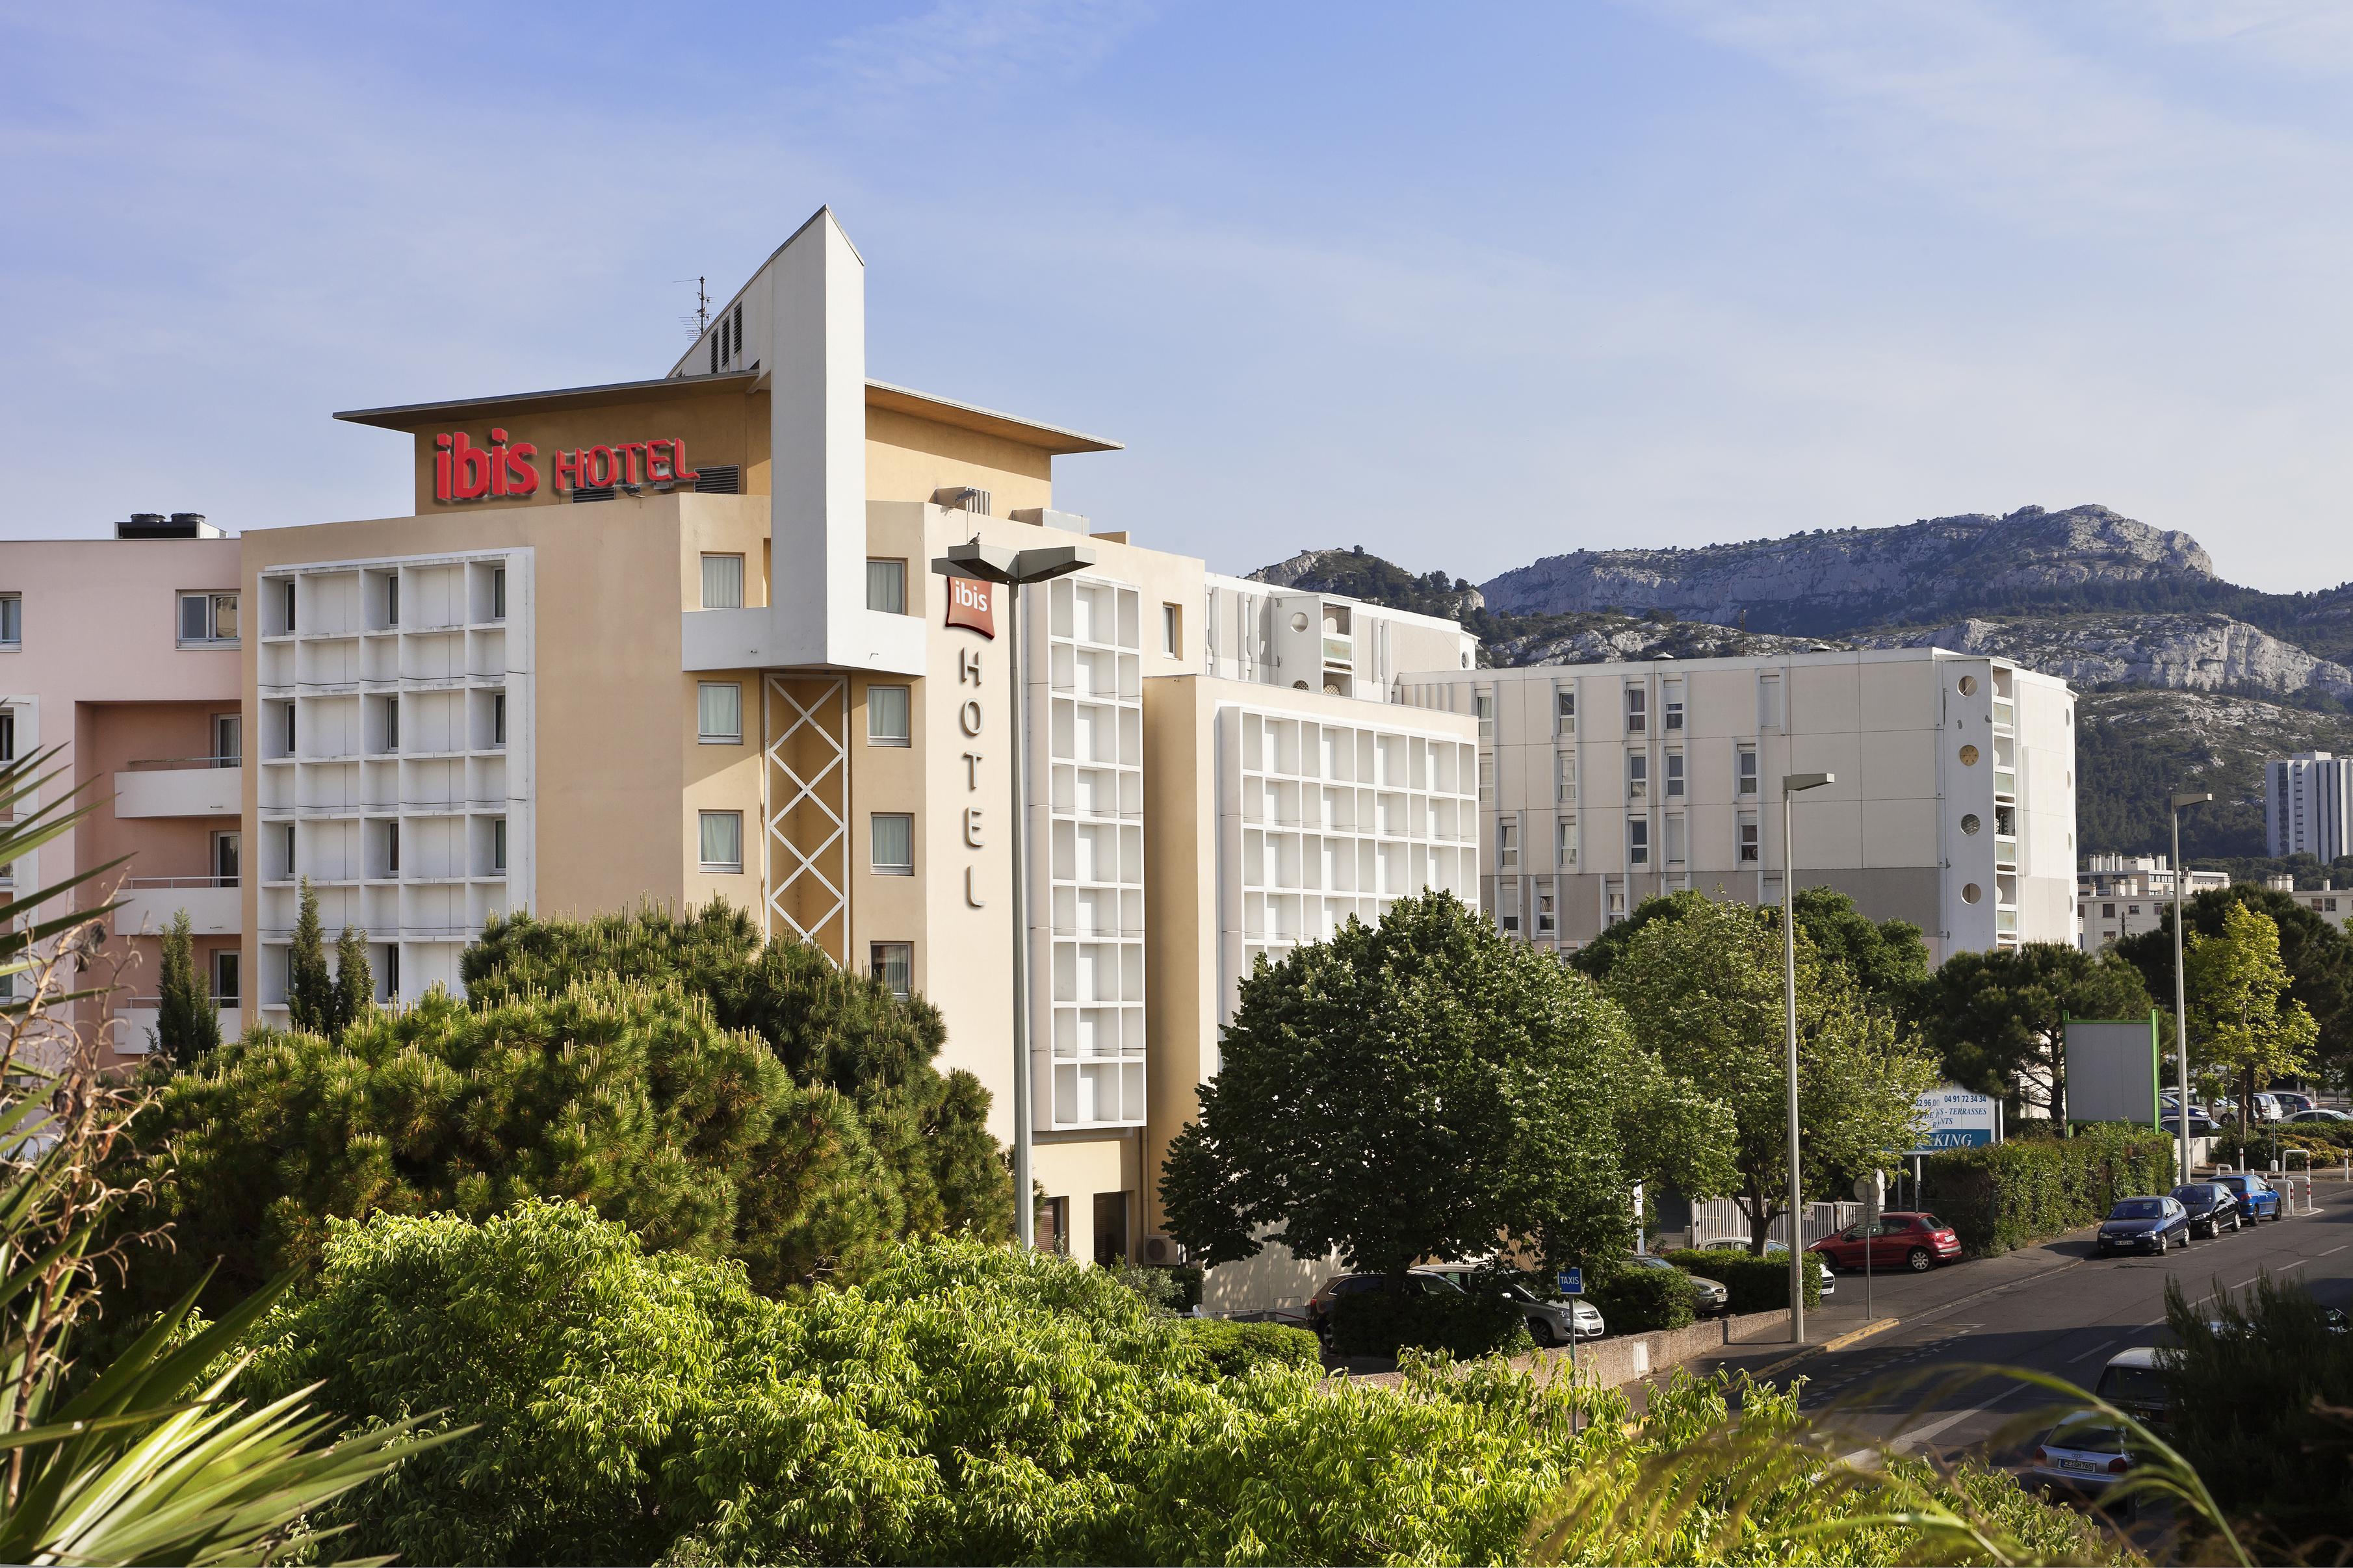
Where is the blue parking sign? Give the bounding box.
[1557,1268,1583,1296]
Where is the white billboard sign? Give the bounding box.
[1910,1083,1999,1155]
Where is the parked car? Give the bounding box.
[2094,1196,2189,1256]
[2213,1172,2284,1222]
[1626,1252,1730,1315]
[2272,1091,2316,1115]
[1416,1263,1605,1345]
[2171,1182,2242,1238]
[2092,1346,2174,1431]
[2162,1112,2224,1138]
[1695,1238,1836,1297]
[1305,1269,1464,1333]
[2290,1107,2353,1124]
[1807,1212,1961,1274]
[2028,1411,2140,1511]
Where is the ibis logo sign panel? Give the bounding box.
[432,429,699,503]
[944,575,995,639]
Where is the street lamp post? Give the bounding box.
[1780,770,1835,1344]
[2169,790,2211,1188]
[931,537,1096,1249]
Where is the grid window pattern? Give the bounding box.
[701,554,745,610]
[1628,816,1650,866]
[1627,753,1648,801]
[698,682,743,744]
[700,810,744,872]
[1665,750,1685,798]
[871,942,913,998]
[0,595,18,647]
[871,813,914,875]
[866,559,907,614]
[1554,684,1574,736]
[1737,745,1758,796]
[178,592,239,645]
[1043,576,1148,1131]
[1498,820,1519,871]
[1556,751,1577,803]
[867,685,911,745]
[1557,814,1577,868]
[1625,685,1646,734]
[1739,817,1760,862]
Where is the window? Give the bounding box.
[697,682,743,744]
[2102,902,2116,918]
[212,950,240,1006]
[1162,603,1182,658]
[0,595,18,647]
[701,553,746,610]
[1038,1196,1070,1257]
[1478,753,1494,799]
[1738,818,1760,863]
[0,712,14,763]
[385,821,400,876]
[1628,817,1650,866]
[177,591,239,645]
[1665,814,1687,866]
[2128,904,2140,916]
[491,816,508,873]
[698,810,743,873]
[1475,689,1494,739]
[872,813,914,875]
[1537,892,1557,935]
[1665,750,1684,798]
[491,693,506,746]
[283,704,296,756]
[1737,745,1758,796]
[274,821,296,879]
[868,685,911,746]
[382,694,398,752]
[1760,672,1784,729]
[871,942,913,999]
[1556,751,1578,803]
[385,576,400,627]
[280,580,296,632]
[867,558,907,614]
[1625,686,1646,734]
[1664,682,1684,730]
[213,831,239,886]
[1498,820,1520,872]
[1627,753,1648,801]
[491,567,506,621]
[1498,878,1520,934]
[214,713,241,766]
[1555,684,1575,736]
[1558,815,1578,868]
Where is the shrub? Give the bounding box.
[1181,1318,1321,1380]
[1587,1265,1696,1333]
[1325,1284,1534,1359]
[1923,1125,2175,1255]
[1663,1249,1821,1315]
[239,1202,2115,1567]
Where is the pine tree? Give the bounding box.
[332,927,373,1032]
[285,879,335,1036]
[153,908,220,1068]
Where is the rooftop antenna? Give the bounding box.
[674,276,711,339]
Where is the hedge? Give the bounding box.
[1663,1249,1822,1316]
[1586,1266,1696,1333]
[1923,1124,2175,1256]
[1181,1318,1320,1378]
[1325,1287,1533,1360]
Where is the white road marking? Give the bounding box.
[2064,1337,2120,1365]
[2317,1245,2346,1258]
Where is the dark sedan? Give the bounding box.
[2094,1196,2189,1256]
[2171,1183,2242,1239]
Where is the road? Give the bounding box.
[1689,1174,2353,1465]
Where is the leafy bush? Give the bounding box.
[239,1202,2112,1567]
[1180,1318,1321,1379]
[1922,1125,2175,1255]
[1587,1265,1696,1333]
[1663,1249,1821,1315]
[1325,1284,1534,1359]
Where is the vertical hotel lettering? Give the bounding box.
[946,575,996,908]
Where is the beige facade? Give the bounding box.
[1398,648,2077,962]
[2076,854,2230,951]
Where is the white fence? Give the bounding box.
[1667,1198,1864,1252]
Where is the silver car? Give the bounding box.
[1696,1237,1836,1297]
[1420,1265,1604,1346]
[1627,1252,1730,1315]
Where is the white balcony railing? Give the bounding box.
[114,760,242,819]
[112,879,239,936]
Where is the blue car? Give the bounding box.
[2095,1196,2190,1256]
[2213,1172,2283,1222]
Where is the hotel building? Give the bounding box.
[1396,648,2078,961]
[10,207,1479,1281]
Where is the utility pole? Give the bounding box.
[1782,769,1834,1343]
[2170,791,2211,1186]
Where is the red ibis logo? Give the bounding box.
[944,576,995,638]
[433,430,699,502]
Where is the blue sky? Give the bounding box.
[5,1,2351,591]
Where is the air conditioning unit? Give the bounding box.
[1142,1234,1187,1266]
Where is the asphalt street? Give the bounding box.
[1690,1172,2353,1465]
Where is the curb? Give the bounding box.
[1747,1316,1901,1381]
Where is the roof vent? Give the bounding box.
[692,466,742,496]
[116,513,223,540]
[933,486,991,516]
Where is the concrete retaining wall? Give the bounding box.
[1345,1307,1793,1391]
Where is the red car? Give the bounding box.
[1808,1211,1960,1274]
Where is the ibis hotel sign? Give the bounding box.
[432,428,699,502]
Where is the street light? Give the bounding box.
[2169,790,2211,1187]
[931,537,1096,1250]
[1780,769,1834,1344]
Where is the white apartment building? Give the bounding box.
[2266,752,2353,862]
[1396,648,2078,962]
[2077,855,2230,952]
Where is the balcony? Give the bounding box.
[1993,767,2017,800]
[112,877,239,937]
[1995,834,2019,873]
[110,1002,243,1056]
[1992,697,2014,732]
[114,758,242,819]
[1322,635,1353,667]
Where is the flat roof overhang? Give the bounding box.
[335,373,1123,455]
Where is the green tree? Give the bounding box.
[2186,902,2317,1147]
[1574,886,1930,1026]
[116,980,910,1324]
[462,901,1009,1240]
[332,925,372,1030]
[151,908,219,1068]
[1604,896,1937,1253]
[2117,882,2353,1088]
[283,877,333,1035]
[1160,890,1732,1283]
[1919,943,2155,1122]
